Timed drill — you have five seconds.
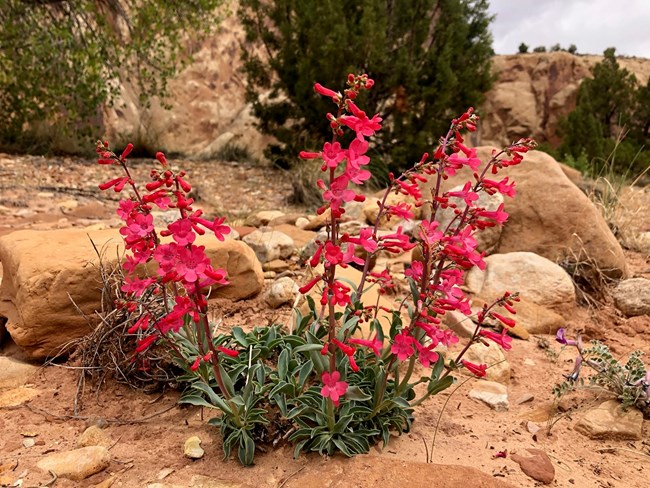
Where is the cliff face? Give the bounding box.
[103,29,650,158]
[478,52,650,149]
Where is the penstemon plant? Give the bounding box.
[97,73,536,466]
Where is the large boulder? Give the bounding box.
[0,228,263,359]
[466,252,575,308]
[424,148,628,279]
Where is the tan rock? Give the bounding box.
[78,425,112,448]
[511,448,555,484]
[612,278,650,317]
[468,380,509,411]
[472,295,564,337]
[464,342,510,385]
[242,228,295,263]
[37,446,111,481]
[0,386,40,408]
[422,148,628,279]
[283,455,516,488]
[0,229,263,359]
[271,224,317,249]
[184,436,204,459]
[264,277,299,309]
[0,356,39,389]
[574,400,644,440]
[246,210,285,227]
[466,252,575,308]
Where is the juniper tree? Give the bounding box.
[238,0,495,171]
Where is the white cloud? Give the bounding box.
[489,0,650,58]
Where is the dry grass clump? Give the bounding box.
[68,241,176,412]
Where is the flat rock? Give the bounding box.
[511,448,555,484]
[78,425,112,448]
[0,386,40,408]
[283,455,515,488]
[0,356,39,389]
[246,210,285,227]
[36,446,110,481]
[271,223,317,248]
[612,278,650,317]
[574,400,644,440]
[466,252,575,308]
[468,380,509,411]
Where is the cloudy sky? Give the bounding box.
[488,0,650,58]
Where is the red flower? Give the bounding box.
[479,329,513,351]
[391,330,415,361]
[461,360,487,377]
[320,370,348,406]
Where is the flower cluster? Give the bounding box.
[300,75,535,405]
[96,143,237,388]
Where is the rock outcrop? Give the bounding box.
[0,228,263,359]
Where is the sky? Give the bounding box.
[488,0,650,58]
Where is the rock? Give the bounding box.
[466,252,575,308]
[56,199,79,213]
[295,217,310,229]
[184,436,205,459]
[246,210,285,227]
[303,209,332,231]
[147,476,249,488]
[468,381,509,411]
[242,228,294,263]
[0,356,39,389]
[283,455,516,488]
[264,277,300,309]
[0,387,39,408]
[37,446,111,481]
[612,278,650,317]
[363,192,421,229]
[78,425,112,448]
[473,295,564,336]
[262,259,291,273]
[515,393,535,405]
[442,310,476,338]
[510,448,555,484]
[423,148,628,279]
[574,400,644,440]
[271,224,317,249]
[464,342,510,385]
[436,185,503,254]
[0,229,263,359]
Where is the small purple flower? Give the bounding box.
[564,355,582,382]
[556,328,577,347]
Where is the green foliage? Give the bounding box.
[177,318,454,465]
[567,44,578,55]
[553,340,649,419]
[559,48,650,177]
[0,0,222,154]
[238,0,495,171]
[518,42,529,54]
[532,45,546,53]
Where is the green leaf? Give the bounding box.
[344,385,372,402]
[431,355,445,382]
[427,375,454,395]
[231,327,249,347]
[191,382,232,414]
[179,394,216,409]
[278,348,290,380]
[297,360,314,388]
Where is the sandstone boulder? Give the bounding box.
[612,278,650,317]
[36,446,110,481]
[466,252,575,308]
[242,228,295,263]
[574,400,644,440]
[0,229,263,359]
[423,148,628,279]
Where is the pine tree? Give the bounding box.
[238,0,495,171]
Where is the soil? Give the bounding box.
[1,154,649,488]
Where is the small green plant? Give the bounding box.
[553,329,650,418]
